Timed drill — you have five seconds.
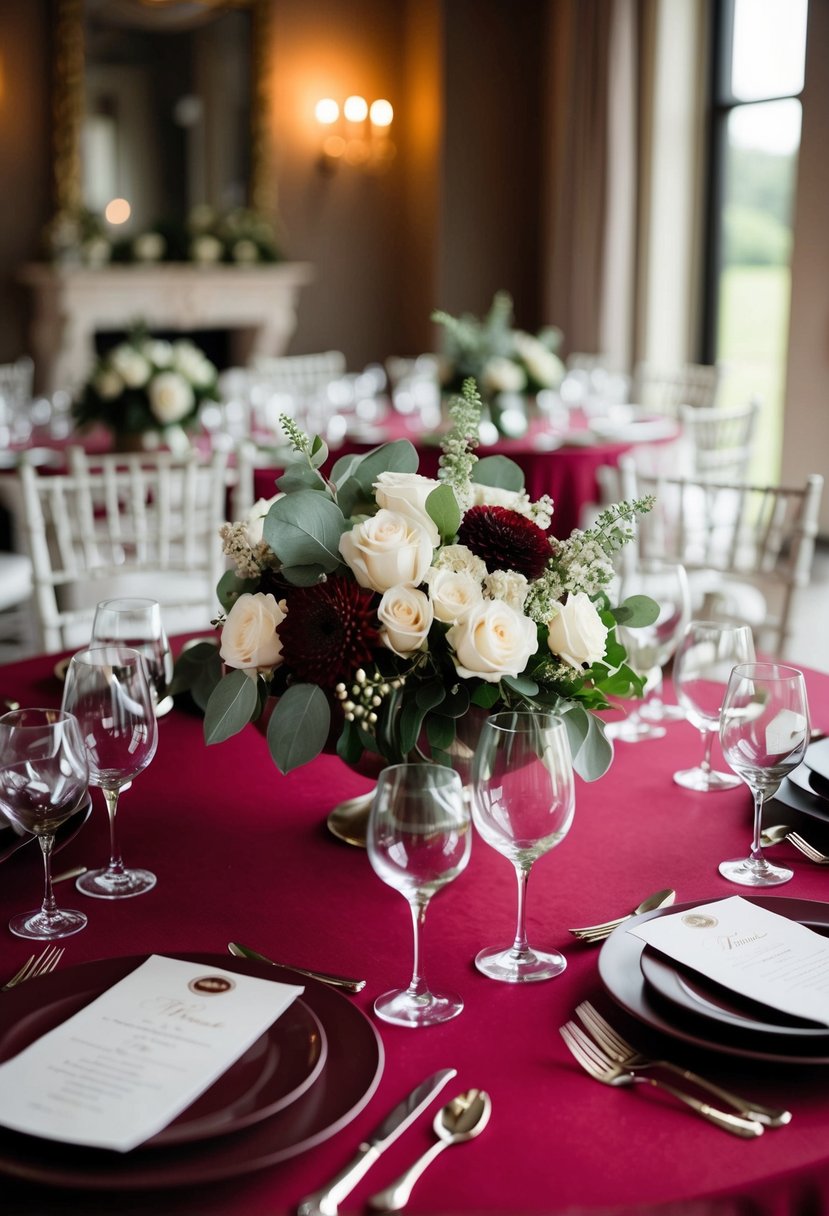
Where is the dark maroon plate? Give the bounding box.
[789,760,829,801]
[769,776,829,824]
[0,953,384,1189]
[599,896,829,1064]
[805,737,829,784]
[0,794,92,864]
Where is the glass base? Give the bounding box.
[605,717,666,743]
[673,766,741,792]
[373,987,464,1027]
[77,867,157,900]
[719,856,794,886]
[10,907,87,939]
[640,701,686,723]
[474,945,567,984]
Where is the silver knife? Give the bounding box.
[296,1068,457,1216]
[227,941,366,994]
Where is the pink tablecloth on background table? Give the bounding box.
[0,647,828,1216]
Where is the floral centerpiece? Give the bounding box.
[43,206,112,267]
[72,328,219,446]
[173,379,655,783]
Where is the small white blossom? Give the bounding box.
[431,544,487,580]
[484,569,529,611]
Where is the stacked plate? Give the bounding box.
[0,794,92,865]
[0,953,383,1190]
[598,896,829,1065]
[771,737,829,823]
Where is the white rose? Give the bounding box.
[447,599,537,683]
[378,586,434,656]
[481,356,526,394]
[425,568,483,624]
[109,345,152,388]
[219,592,287,672]
[190,234,223,264]
[142,339,174,369]
[514,332,564,388]
[147,370,195,424]
[245,493,283,546]
[546,592,609,671]
[339,509,433,593]
[133,232,166,262]
[93,368,124,400]
[470,483,526,512]
[172,342,215,387]
[373,471,443,546]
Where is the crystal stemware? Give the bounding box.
[61,645,159,898]
[672,620,756,791]
[91,597,173,715]
[367,763,471,1027]
[0,708,89,939]
[471,711,575,982]
[719,662,810,886]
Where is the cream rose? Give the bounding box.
[94,368,124,400]
[481,355,527,394]
[339,509,433,593]
[110,345,151,389]
[425,568,483,624]
[513,332,565,388]
[470,483,527,512]
[373,471,442,546]
[147,371,195,424]
[244,493,283,546]
[546,591,608,671]
[219,592,286,672]
[378,586,434,656]
[447,599,537,683]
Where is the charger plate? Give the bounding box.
[0,953,383,1190]
[0,794,92,864]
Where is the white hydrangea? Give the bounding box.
[431,544,488,581]
[484,569,529,611]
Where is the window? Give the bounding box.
[703,0,809,481]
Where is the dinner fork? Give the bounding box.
[1,944,65,992]
[786,832,829,865]
[559,1021,764,1137]
[574,1001,791,1128]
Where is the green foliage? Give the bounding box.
[425,484,461,542]
[266,685,331,774]
[723,204,791,267]
[204,668,259,744]
[262,491,347,579]
[472,455,525,492]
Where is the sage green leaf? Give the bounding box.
[472,455,525,492]
[559,704,613,781]
[310,435,329,468]
[217,569,259,612]
[279,563,329,586]
[425,484,461,542]
[426,713,456,751]
[263,491,347,572]
[276,463,329,494]
[399,697,428,757]
[502,674,540,697]
[266,684,331,774]
[331,439,418,492]
[336,476,374,520]
[612,594,660,628]
[471,682,501,708]
[169,641,220,700]
[336,719,364,766]
[416,682,446,711]
[204,669,259,745]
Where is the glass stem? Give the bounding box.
[103,787,126,877]
[750,789,766,863]
[406,897,430,998]
[38,833,57,919]
[511,863,532,959]
[700,729,714,775]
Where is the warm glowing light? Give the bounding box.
[104,198,131,225]
[369,99,393,128]
[315,98,339,125]
[343,95,368,123]
[322,134,346,159]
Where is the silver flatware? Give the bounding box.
[761,824,829,863]
[575,1000,791,1128]
[227,941,366,993]
[569,888,676,942]
[53,864,88,885]
[368,1088,491,1211]
[1,945,65,992]
[296,1068,457,1216]
[560,1021,763,1137]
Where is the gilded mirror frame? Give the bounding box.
[51,0,275,218]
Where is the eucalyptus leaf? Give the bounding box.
[276,463,329,494]
[169,641,220,701]
[331,440,418,496]
[612,594,660,628]
[204,669,259,745]
[279,563,329,586]
[216,569,259,612]
[266,684,331,774]
[471,683,501,708]
[501,674,540,696]
[310,435,329,468]
[426,714,456,751]
[425,484,461,542]
[416,682,446,712]
[399,697,428,757]
[472,455,525,492]
[263,490,347,573]
[559,703,613,781]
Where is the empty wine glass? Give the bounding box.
[672,621,755,791]
[367,763,471,1027]
[606,558,690,742]
[719,662,810,886]
[0,708,89,939]
[61,645,159,898]
[91,598,173,715]
[471,711,575,983]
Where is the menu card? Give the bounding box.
[0,955,303,1152]
[630,896,829,1027]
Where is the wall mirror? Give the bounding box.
[52,0,273,230]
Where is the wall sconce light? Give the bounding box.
[314,95,395,174]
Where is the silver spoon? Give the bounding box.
[368,1089,491,1212]
[760,824,795,847]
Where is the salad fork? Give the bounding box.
[1,944,65,991]
[786,832,829,865]
[574,1001,791,1127]
[559,1021,764,1137]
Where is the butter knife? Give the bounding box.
[296,1068,457,1216]
[227,941,366,993]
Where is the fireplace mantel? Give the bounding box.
[20,262,315,394]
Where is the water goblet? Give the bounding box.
[91,597,173,715]
[0,708,89,939]
[367,763,472,1027]
[672,620,755,791]
[471,711,575,982]
[605,558,690,742]
[61,645,159,898]
[719,662,810,886]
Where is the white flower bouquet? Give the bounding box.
[174,379,655,783]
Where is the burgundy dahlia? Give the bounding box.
[277,576,380,687]
[458,505,551,580]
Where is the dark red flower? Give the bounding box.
[278,576,380,687]
[458,505,551,579]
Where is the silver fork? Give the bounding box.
[787,832,829,865]
[1,945,65,992]
[575,1000,791,1127]
[559,1021,764,1137]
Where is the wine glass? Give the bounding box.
[0,708,89,939]
[719,662,810,886]
[471,711,575,983]
[605,558,691,742]
[91,597,173,715]
[61,645,159,898]
[672,620,756,790]
[367,763,471,1027]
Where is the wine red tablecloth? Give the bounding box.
[1,648,829,1216]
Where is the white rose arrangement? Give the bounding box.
[175,378,656,784]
